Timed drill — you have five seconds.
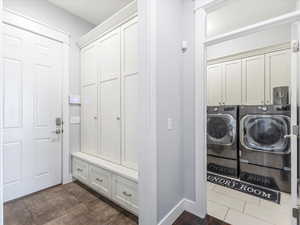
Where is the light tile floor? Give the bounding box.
[207,182,291,225]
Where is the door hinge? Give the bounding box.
[292,40,300,52]
[293,207,300,218]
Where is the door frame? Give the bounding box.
[194,0,300,222]
[1,9,71,189]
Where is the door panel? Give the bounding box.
[121,18,139,170]
[3,24,63,201]
[81,85,98,155]
[3,58,22,128]
[242,55,265,105]
[99,29,121,82]
[265,50,291,104]
[98,28,121,163]
[81,45,98,86]
[99,79,121,163]
[207,64,223,106]
[223,60,242,105]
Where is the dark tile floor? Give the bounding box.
[174,211,231,225]
[4,181,138,225]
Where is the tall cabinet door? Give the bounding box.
[98,29,121,163]
[121,17,139,170]
[81,44,98,86]
[265,50,291,104]
[242,55,265,105]
[223,60,242,105]
[81,85,98,155]
[207,64,223,106]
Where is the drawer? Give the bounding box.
[89,165,111,198]
[72,158,89,184]
[112,175,138,215]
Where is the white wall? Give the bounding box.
[207,25,291,60]
[156,0,184,221]
[182,0,195,201]
[3,0,95,170]
[207,0,296,37]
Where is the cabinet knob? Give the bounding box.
[94,116,98,120]
[116,116,121,121]
[122,191,132,197]
[96,178,103,183]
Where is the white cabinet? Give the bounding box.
[112,175,138,214]
[207,60,242,106]
[98,29,121,164]
[265,50,291,104]
[89,165,111,198]
[72,152,138,215]
[72,158,89,184]
[223,60,242,105]
[81,85,98,155]
[81,44,98,86]
[80,17,139,171]
[121,17,139,170]
[208,49,290,106]
[242,55,265,105]
[207,64,223,106]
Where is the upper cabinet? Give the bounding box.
[223,60,242,105]
[208,49,291,106]
[80,16,139,171]
[242,55,265,105]
[207,64,223,106]
[121,17,139,170]
[207,60,242,106]
[81,44,98,86]
[265,50,291,104]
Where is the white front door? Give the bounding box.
[3,23,63,202]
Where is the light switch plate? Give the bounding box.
[168,118,173,130]
[70,116,80,124]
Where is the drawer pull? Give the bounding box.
[77,168,83,172]
[96,178,103,183]
[122,191,132,197]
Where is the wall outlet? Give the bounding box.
[167,118,173,130]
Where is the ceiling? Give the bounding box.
[207,0,297,37]
[47,0,134,25]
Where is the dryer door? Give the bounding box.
[241,115,290,153]
[207,114,236,146]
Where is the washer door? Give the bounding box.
[207,114,236,145]
[241,115,290,153]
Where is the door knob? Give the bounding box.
[53,128,61,134]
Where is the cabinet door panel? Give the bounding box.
[81,85,98,155]
[98,28,121,163]
[223,60,242,105]
[265,50,291,104]
[242,55,265,105]
[207,64,223,106]
[99,29,121,82]
[81,45,98,86]
[99,79,121,163]
[121,18,138,170]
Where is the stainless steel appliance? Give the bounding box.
[207,106,239,178]
[239,105,291,193]
[273,86,289,105]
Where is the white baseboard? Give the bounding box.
[62,174,74,184]
[183,199,206,219]
[157,198,206,225]
[158,199,185,225]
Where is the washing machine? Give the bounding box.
[239,105,291,192]
[207,106,239,178]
